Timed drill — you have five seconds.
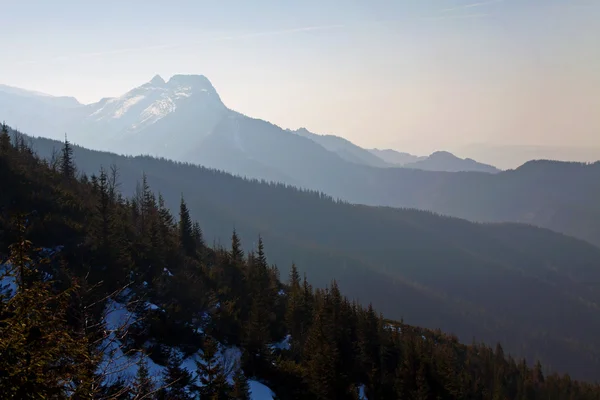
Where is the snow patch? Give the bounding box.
[40,245,64,256]
[145,302,164,312]
[97,331,165,384]
[249,380,275,400]
[173,86,192,99]
[179,343,242,386]
[270,334,291,351]
[99,298,166,384]
[1,262,17,298]
[113,95,145,118]
[90,97,118,117]
[358,384,366,399]
[105,299,135,331]
[134,97,176,128]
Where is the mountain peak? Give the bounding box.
[168,74,214,90]
[429,151,458,160]
[149,74,165,85]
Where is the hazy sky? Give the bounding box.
[2,0,599,155]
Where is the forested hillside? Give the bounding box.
[6,127,600,382]
[2,125,600,398]
[2,78,600,249]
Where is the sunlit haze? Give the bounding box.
[2,0,600,159]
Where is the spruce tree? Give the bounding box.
[132,356,154,399]
[160,351,193,400]
[0,225,92,398]
[242,236,275,376]
[285,264,305,357]
[158,193,174,228]
[195,336,230,399]
[231,368,251,400]
[179,195,195,256]
[303,304,339,400]
[231,229,244,264]
[193,221,205,249]
[0,122,10,153]
[60,134,75,179]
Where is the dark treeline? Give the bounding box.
[1,126,600,398]
[10,128,600,381]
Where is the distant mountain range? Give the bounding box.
[3,75,600,246]
[9,129,600,381]
[368,148,426,166]
[290,127,499,173]
[459,143,600,170]
[0,75,499,174]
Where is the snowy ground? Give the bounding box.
[249,380,275,400]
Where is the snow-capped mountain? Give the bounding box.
[0,74,500,194]
[0,75,228,159]
[74,74,228,159]
[86,74,221,133]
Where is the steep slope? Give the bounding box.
[290,127,391,168]
[185,113,375,196]
[2,77,599,247]
[76,74,229,159]
[3,139,599,396]
[16,130,600,381]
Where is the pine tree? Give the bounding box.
[303,304,339,400]
[0,122,11,153]
[159,351,193,400]
[193,221,205,249]
[414,362,430,400]
[256,235,267,268]
[242,236,275,376]
[179,195,195,256]
[132,356,154,399]
[231,368,251,400]
[158,193,175,229]
[0,223,92,398]
[195,336,230,399]
[286,264,306,357]
[231,229,244,264]
[60,134,76,179]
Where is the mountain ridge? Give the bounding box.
[2,76,600,248]
[0,75,498,173]
[8,126,600,381]
[3,132,599,395]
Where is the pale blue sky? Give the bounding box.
[2,0,599,154]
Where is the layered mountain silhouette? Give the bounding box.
[291,128,499,173]
[0,75,497,173]
[2,75,600,247]
[289,127,391,168]
[369,148,426,165]
[6,127,600,381]
[402,150,499,173]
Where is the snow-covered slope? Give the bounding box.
[85,74,221,134]
[66,74,229,159]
